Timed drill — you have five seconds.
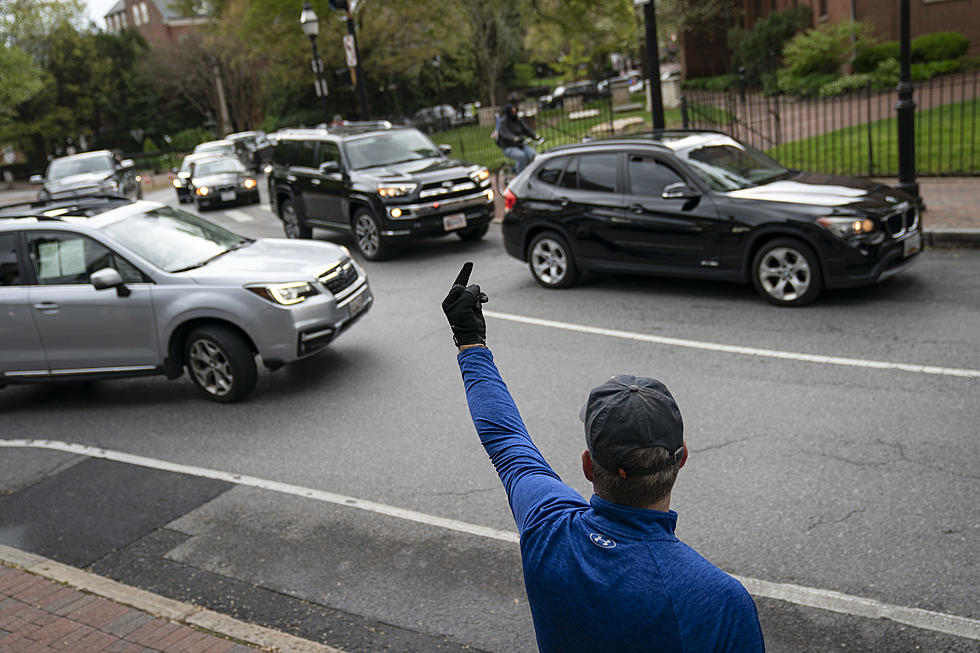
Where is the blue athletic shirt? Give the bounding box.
[458,347,765,652]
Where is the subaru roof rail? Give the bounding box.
[0,195,133,219]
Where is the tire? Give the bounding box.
[528,231,578,288]
[183,325,257,403]
[195,198,207,211]
[352,208,390,260]
[280,199,312,239]
[457,224,489,241]
[751,237,823,307]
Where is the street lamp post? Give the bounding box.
[896,0,918,199]
[343,5,370,119]
[300,2,331,126]
[635,0,665,130]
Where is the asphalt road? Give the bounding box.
[2,182,979,652]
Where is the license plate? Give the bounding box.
[443,212,467,231]
[903,231,921,257]
[220,191,236,202]
[347,291,368,319]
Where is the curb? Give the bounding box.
[924,228,980,248]
[0,544,343,653]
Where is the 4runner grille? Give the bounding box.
[418,177,478,200]
[317,258,358,295]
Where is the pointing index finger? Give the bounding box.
[453,261,473,287]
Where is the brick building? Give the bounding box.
[103,0,208,44]
[681,0,980,78]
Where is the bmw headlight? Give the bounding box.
[377,183,416,198]
[196,186,209,196]
[246,281,319,305]
[243,178,257,189]
[817,216,877,239]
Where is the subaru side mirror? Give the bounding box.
[91,268,130,297]
[439,144,452,155]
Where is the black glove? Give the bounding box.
[442,262,489,347]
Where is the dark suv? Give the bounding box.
[501,130,922,306]
[30,150,142,201]
[267,123,494,260]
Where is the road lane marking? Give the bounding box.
[484,310,980,379]
[3,439,980,641]
[223,209,252,223]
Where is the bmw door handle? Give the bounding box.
[630,204,645,214]
[32,302,59,311]
[557,196,570,207]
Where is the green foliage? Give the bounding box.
[870,58,899,88]
[728,5,812,87]
[911,31,969,63]
[782,20,874,77]
[170,127,212,153]
[911,58,963,81]
[681,74,736,91]
[852,41,899,74]
[143,137,159,153]
[777,70,838,97]
[0,46,43,119]
[818,73,870,97]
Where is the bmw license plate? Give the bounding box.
[220,191,236,202]
[347,291,368,319]
[902,231,921,257]
[443,213,467,231]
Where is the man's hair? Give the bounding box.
[591,446,680,508]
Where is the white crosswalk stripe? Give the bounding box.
[223,209,252,223]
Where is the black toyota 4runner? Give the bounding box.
[267,123,494,260]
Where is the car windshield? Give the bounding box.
[196,142,233,154]
[195,159,246,175]
[47,155,114,179]
[673,140,791,191]
[101,206,251,272]
[344,130,441,169]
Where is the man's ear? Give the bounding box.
[582,450,595,482]
[678,442,689,470]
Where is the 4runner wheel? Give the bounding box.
[352,208,389,260]
[751,238,823,307]
[528,231,578,288]
[280,199,312,239]
[457,224,489,241]
[184,325,257,403]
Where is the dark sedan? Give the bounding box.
[501,131,922,306]
[190,157,260,210]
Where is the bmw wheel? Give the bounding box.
[184,325,257,403]
[280,199,312,239]
[751,238,823,307]
[528,231,578,288]
[352,208,390,260]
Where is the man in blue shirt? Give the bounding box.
[442,263,765,652]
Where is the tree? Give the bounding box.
[0,46,43,121]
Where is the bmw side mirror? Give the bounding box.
[30,174,43,184]
[662,182,699,200]
[438,144,452,155]
[120,158,136,169]
[91,267,131,297]
[318,161,341,175]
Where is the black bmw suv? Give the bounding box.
[267,122,494,260]
[501,130,922,306]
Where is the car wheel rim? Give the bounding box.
[355,215,379,256]
[189,340,233,397]
[758,247,811,302]
[531,238,567,284]
[282,205,301,238]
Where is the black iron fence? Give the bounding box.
[681,70,980,177]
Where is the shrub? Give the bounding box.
[911,31,969,63]
[819,73,871,97]
[911,59,962,81]
[681,74,736,91]
[169,127,212,153]
[728,5,812,86]
[870,58,900,88]
[777,70,839,97]
[782,19,875,77]
[853,41,899,73]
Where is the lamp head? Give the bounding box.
[300,2,319,37]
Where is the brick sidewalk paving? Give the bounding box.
[0,567,264,653]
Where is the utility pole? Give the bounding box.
[335,0,370,119]
[212,59,232,135]
[896,0,918,199]
[635,0,665,129]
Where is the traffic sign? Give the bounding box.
[343,34,357,67]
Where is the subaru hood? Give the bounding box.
[182,238,350,283]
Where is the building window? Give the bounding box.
[120,12,127,27]
[819,0,828,17]
[132,5,141,25]
[140,2,149,24]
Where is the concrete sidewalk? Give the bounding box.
[0,545,338,653]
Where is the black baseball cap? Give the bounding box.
[580,375,684,477]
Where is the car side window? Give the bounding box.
[0,233,22,286]
[295,140,318,169]
[318,142,341,166]
[556,157,580,189]
[272,140,298,166]
[26,232,144,285]
[627,155,686,197]
[577,154,618,192]
[537,156,568,186]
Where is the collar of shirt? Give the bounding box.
[585,494,679,542]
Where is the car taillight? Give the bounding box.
[504,188,516,212]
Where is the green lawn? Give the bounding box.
[767,97,980,176]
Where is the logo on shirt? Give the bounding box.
[590,532,616,549]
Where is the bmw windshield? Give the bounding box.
[344,130,441,169]
[101,205,251,272]
[666,135,792,191]
[47,155,114,180]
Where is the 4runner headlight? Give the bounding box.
[817,216,876,239]
[470,168,490,184]
[377,183,416,197]
[100,179,119,192]
[246,281,319,305]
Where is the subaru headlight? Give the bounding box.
[817,217,877,239]
[246,281,319,305]
[243,178,257,189]
[377,183,416,198]
[469,168,490,185]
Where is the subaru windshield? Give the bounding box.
[101,205,251,272]
[344,130,441,169]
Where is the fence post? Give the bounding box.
[866,79,874,177]
[681,96,689,129]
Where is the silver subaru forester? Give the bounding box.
[0,198,372,402]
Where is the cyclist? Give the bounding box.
[496,103,540,173]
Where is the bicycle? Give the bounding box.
[494,137,545,195]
